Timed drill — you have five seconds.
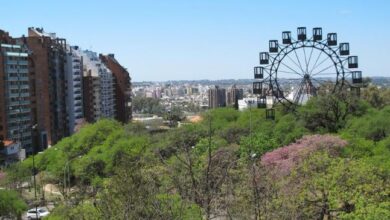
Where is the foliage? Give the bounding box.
[261,135,347,176]
[0,189,27,219]
[362,85,390,108]
[239,132,277,159]
[1,97,390,219]
[299,94,369,133]
[276,152,390,219]
[47,203,100,220]
[343,106,390,142]
[132,96,164,115]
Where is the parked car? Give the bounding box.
[26,208,50,219]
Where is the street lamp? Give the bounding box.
[31,124,38,220]
[63,155,81,200]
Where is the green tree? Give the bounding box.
[0,189,27,219]
[274,152,390,219]
[132,96,164,115]
[299,93,368,133]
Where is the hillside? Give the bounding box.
[1,90,390,219]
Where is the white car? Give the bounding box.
[26,208,50,219]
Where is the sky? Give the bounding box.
[1,0,389,81]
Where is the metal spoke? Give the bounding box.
[306,46,314,72]
[308,48,323,75]
[312,63,336,77]
[293,48,306,74]
[309,55,332,75]
[303,46,309,74]
[284,52,306,74]
[279,61,305,78]
[293,79,305,104]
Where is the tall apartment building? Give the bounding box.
[0,30,33,152]
[65,46,84,133]
[100,54,132,123]
[226,84,244,108]
[208,85,226,109]
[82,50,115,122]
[2,27,131,157]
[26,27,68,150]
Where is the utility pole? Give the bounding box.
[31,124,38,220]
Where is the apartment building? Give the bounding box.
[65,46,84,133]
[208,85,226,109]
[26,27,68,150]
[100,54,132,123]
[226,84,244,108]
[82,50,115,122]
[0,30,33,152]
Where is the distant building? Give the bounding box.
[208,85,226,109]
[65,46,84,133]
[0,30,33,152]
[226,84,244,108]
[100,54,132,123]
[82,50,115,122]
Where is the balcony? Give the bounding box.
[6,60,28,65]
[7,77,29,81]
[9,100,30,106]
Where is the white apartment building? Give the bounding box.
[65,46,84,133]
[82,50,115,121]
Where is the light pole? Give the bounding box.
[31,124,38,220]
[63,156,81,200]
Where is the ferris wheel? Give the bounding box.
[253,27,363,118]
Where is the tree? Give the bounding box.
[132,96,164,115]
[299,93,368,133]
[0,189,27,220]
[343,106,390,142]
[284,152,390,219]
[96,154,201,220]
[362,85,390,109]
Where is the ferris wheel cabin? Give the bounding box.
[339,43,350,56]
[254,66,264,79]
[266,108,275,120]
[313,28,322,41]
[352,71,363,84]
[348,56,358,68]
[297,27,307,41]
[327,33,337,46]
[259,52,269,64]
[282,31,292,44]
[269,40,278,53]
[253,82,263,95]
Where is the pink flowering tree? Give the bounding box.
[260,134,348,176]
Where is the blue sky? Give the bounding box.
[1,0,389,81]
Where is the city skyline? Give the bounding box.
[1,0,389,81]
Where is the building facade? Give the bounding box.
[26,27,69,150]
[65,46,84,133]
[82,50,115,122]
[1,27,131,158]
[208,85,226,109]
[0,30,33,152]
[226,84,244,108]
[100,54,132,123]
